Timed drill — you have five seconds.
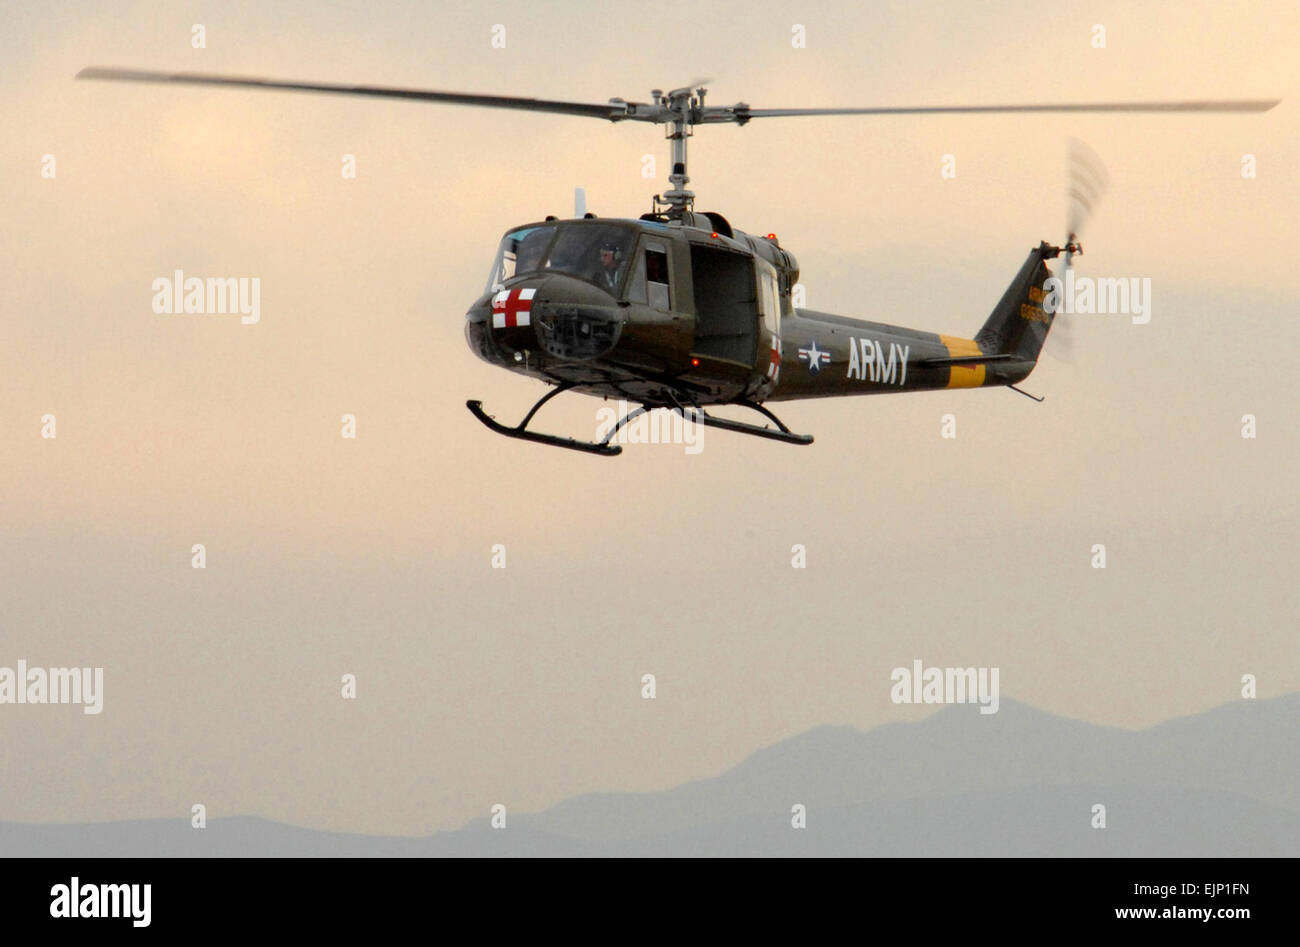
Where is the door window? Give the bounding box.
[628,240,672,309]
[757,260,780,338]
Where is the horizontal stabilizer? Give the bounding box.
[918,353,1019,367]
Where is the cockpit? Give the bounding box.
[485,221,638,295]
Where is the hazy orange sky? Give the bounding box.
[2,0,1297,833]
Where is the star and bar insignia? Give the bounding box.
[797,340,831,374]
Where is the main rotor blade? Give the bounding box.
[734,100,1279,119]
[76,67,622,120]
[77,69,1279,127]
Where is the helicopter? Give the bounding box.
[77,67,1279,455]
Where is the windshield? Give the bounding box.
[485,222,637,294]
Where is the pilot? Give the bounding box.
[593,239,622,292]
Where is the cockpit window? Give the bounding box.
[515,228,552,274]
[486,222,637,294]
[485,226,549,290]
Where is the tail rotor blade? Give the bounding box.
[1048,139,1109,365]
[1051,296,1076,364]
[1066,137,1110,238]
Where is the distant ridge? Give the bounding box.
[3,695,1296,857]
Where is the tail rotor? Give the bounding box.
[1048,138,1110,362]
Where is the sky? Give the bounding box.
[2,0,1297,834]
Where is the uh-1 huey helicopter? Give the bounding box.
[78,67,1279,455]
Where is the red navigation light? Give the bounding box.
[710,232,718,239]
[691,358,700,367]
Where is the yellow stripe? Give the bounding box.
[939,334,986,388]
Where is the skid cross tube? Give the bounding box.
[597,404,652,447]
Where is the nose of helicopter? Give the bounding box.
[465,274,624,363]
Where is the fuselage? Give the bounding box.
[465,212,1034,407]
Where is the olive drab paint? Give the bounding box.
[466,214,1055,414]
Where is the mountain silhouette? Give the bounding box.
[4,695,1296,856]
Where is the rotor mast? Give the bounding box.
[653,85,704,219]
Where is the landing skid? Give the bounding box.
[466,384,814,456]
[466,382,622,456]
[664,393,814,447]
